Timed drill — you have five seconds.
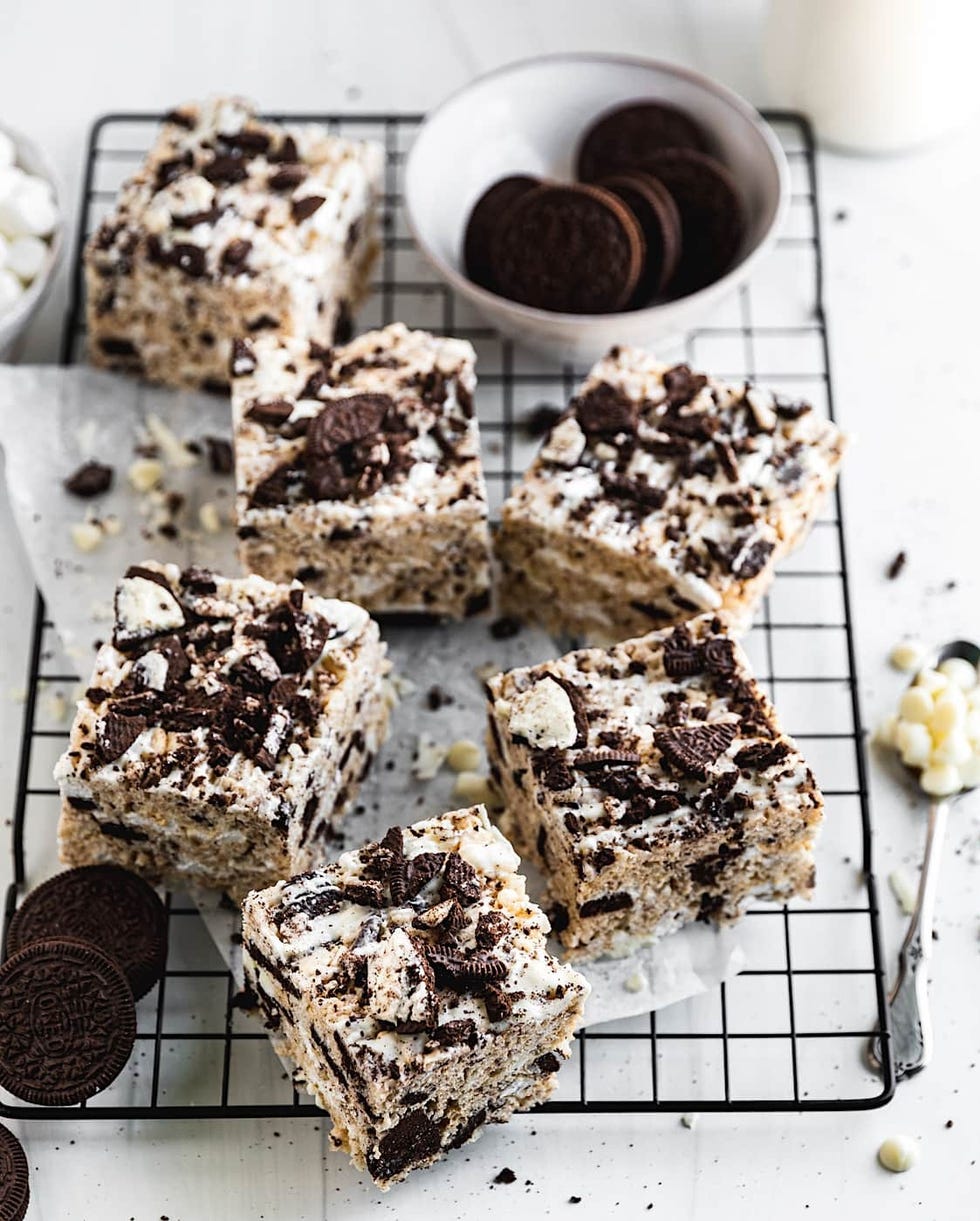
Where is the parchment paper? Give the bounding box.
[0,365,747,1028]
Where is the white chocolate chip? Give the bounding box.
[69,521,104,553]
[899,687,933,724]
[877,1135,918,1173]
[539,416,586,467]
[894,721,932,768]
[938,656,977,692]
[128,458,164,493]
[874,714,899,748]
[446,739,482,773]
[412,734,447,781]
[914,668,949,696]
[930,688,966,735]
[958,753,980,789]
[145,414,197,469]
[932,730,971,767]
[623,970,645,994]
[507,676,578,750]
[889,639,926,673]
[452,771,501,809]
[919,763,961,797]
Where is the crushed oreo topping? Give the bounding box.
[655,722,737,779]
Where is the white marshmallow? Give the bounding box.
[899,687,933,724]
[894,720,932,768]
[6,234,46,282]
[919,763,961,797]
[915,668,949,696]
[889,639,926,672]
[0,267,24,314]
[0,130,15,170]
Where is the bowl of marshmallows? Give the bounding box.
[0,122,62,360]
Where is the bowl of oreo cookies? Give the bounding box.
[405,53,788,362]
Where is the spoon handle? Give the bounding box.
[871,798,949,1081]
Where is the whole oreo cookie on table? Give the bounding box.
[596,171,682,302]
[0,1123,29,1221]
[462,174,538,291]
[5,864,168,1001]
[490,183,645,314]
[639,148,745,295]
[0,938,136,1107]
[576,100,710,182]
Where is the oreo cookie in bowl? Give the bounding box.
[405,54,787,363]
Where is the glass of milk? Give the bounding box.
[765,0,980,153]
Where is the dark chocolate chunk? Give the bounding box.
[202,154,247,184]
[0,938,136,1106]
[5,865,167,1001]
[64,460,113,499]
[521,403,563,439]
[268,163,307,191]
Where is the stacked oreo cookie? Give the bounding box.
[463,101,745,313]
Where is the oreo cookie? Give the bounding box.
[0,938,136,1106]
[5,865,168,1000]
[596,171,681,302]
[0,1124,29,1221]
[463,174,538,291]
[640,149,744,295]
[577,101,709,182]
[490,183,645,314]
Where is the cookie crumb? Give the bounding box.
[64,460,113,498]
[681,1113,698,1130]
[493,1167,516,1185]
[886,551,907,580]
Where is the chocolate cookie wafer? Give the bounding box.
[0,938,136,1106]
[463,174,538,291]
[597,171,681,302]
[0,1124,29,1221]
[5,865,167,1001]
[577,101,709,182]
[641,149,744,295]
[490,183,645,314]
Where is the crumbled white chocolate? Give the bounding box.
[506,676,578,750]
[128,458,164,493]
[539,416,586,467]
[413,734,448,781]
[888,867,917,916]
[446,739,482,773]
[877,1135,918,1173]
[198,501,222,533]
[70,521,104,553]
[145,414,197,469]
[114,572,185,643]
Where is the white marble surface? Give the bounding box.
[0,1,978,1217]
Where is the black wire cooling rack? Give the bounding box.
[2,110,894,1120]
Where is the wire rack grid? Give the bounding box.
[2,110,894,1121]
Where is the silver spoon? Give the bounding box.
[868,638,980,1081]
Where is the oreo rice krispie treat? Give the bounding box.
[485,613,824,960]
[232,323,492,618]
[495,345,845,643]
[85,97,382,391]
[242,805,588,1188]
[55,563,390,897]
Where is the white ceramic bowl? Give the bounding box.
[405,53,788,364]
[0,123,64,362]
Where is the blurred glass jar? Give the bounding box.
[765,0,980,153]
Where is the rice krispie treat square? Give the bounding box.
[232,322,492,618]
[495,346,845,643]
[485,614,823,960]
[85,97,382,391]
[55,563,390,897]
[242,805,588,1188]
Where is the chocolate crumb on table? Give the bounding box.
[495,345,846,643]
[55,562,390,897]
[485,613,824,960]
[886,550,907,580]
[84,97,382,391]
[493,1167,517,1184]
[64,460,114,498]
[242,806,588,1189]
[231,323,492,619]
